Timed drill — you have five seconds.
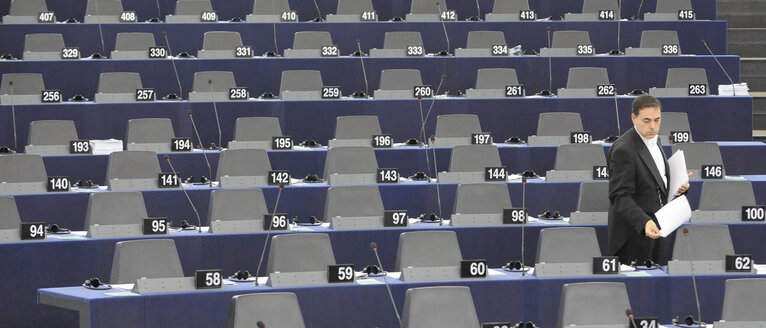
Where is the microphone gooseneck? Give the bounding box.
[164,155,202,233]
[430,137,443,225]
[187,110,214,186]
[626,309,638,328]
[683,228,705,327]
[254,185,284,286]
[357,40,369,96]
[370,242,401,326]
[9,81,17,151]
[436,2,450,54]
[208,80,223,148]
[702,40,736,96]
[163,32,183,98]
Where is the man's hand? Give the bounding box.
[645,220,661,239]
[674,172,693,197]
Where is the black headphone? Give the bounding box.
[418,213,441,223]
[65,18,78,23]
[83,278,110,290]
[351,91,367,98]
[505,136,526,144]
[604,135,620,142]
[147,17,161,22]
[408,172,429,181]
[363,265,385,277]
[405,138,422,146]
[302,174,324,183]
[90,53,104,59]
[74,180,98,188]
[502,260,529,273]
[538,210,561,219]
[173,220,196,231]
[672,315,705,327]
[163,93,180,100]
[229,270,251,281]
[630,259,659,270]
[229,17,243,22]
[0,147,16,154]
[1,54,16,60]
[391,16,404,21]
[629,89,646,95]
[260,91,276,98]
[68,95,87,101]
[300,140,320,147]
[520,170,539,178]
[293,216,323,226]
[46,224,71,234]
[177,52,191,58]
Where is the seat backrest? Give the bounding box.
[324,185,384,218]
[536,112,584,136]
[665,68,708,89]
[401,286,480,328]
[202,31,243,50]
[336,0,374,14]
[0,154,47,183]
[126,118,175,145]
[114,32,156,51]
[434,114,482,139]
[252,0,291,15]
[475,68,519,89]
[266,233,336,273]
[279,70,323,95]
[9,0,49,16]
[492,0,530,13]
[192,71,237,92]
[536,227,601,263]
[109,239,184,284]
[448,145,503,172]
[105,150,161,181]
[292,31,333,49]
[228,292,306,328]
[552,31,592,48]
[84,191,148,227]
[655,0,693,13]
[323,146,378,176]
[24,33,65,52]
[395,231,463,271]
[639,30,681,49]
[454,183,512,214]
[173,0,213,15]
[0,196,21,230]
[379,69,423,91]
[215,149,272,179]
[721,278,766,322]
[234,117,283,142]
[86,0,124,15]
[554,143,607,171]
[672,225,735,261]
[577,182,609,212]
[697,180,756,211]
[671,142,724,174]
[27,120,78,146]
[383,31,424,49]
[557,282,631,328]
[581,0,619,14]
[658,112,692,142]
[410,0,448,14]
[0,73,45,95]
[466,30,506,48]
[207,188,268,222]
[97,72,143,93]
[334,116,382,140]
[566,67,610,88]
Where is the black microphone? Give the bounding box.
[9,80,17,152]
[430,136,444,225]
[370,242,401,326]
[187,110,214,186]
[436,2,451,55]
[702,40,736,96]
[634,0,644,20]
[520,176,528,275]
[254,184,285,286]
[163,155,202,233]
[468,0,481,21]
[536,27,554,96]
[311,0,324,21]
[682,228,706,327]
[609,0,623,55]
[604,87,621,142]
[417,75,446,177]
[91,0,106,58]
[270,0,279,56]
[353,40,369,98]
[208,79,223,149]
[154,0,162,21]
[626,309,638,328]
[163,31,183,99]
[256,321,265,328]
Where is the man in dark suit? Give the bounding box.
[607,95,689,265]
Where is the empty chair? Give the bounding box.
[188,71,238,101]
[84,0,124,23]
[451,183,513,227]
[111,33,157,59]
[328,116,382,147]
[265,233,336,286]
[327,0,376,22]
[279,70,324,100]
[527,112,585,146]
[110,239,184,284]
[431,114,483,148]
[557,282,632,328]
[546,144,607,182]
[540,31,593,57]
[246,0,294,22]
[197,31,244,59]
[401,286,480,328]
[228,117,284,150]
[94,72,143,103]
[565,0,619,21]
[455,31,508,57]
[657,112,692,144]
[645,0,694,20]
[374,69,423,99]
[105,150,161,191]
[3,0,55,24]
[125,118,176,152]
[650,68,709,97]
[570,182,610,224]
[323,146,378,185]
[284,31,335,58]
[23,33,66,60]
[395,231,463,281]
[558,67,611,98]
[465,68,521,98]
[216,149,272,188]
[438,145,503,183]
[325,185,385,229]
[0,73,46,104]
[84,192,148,238]
[691,181,756,223]
[534,227,602,276]
[370,31,425,57]
[25,120,79,156]
[485,0,531,21]
[228,293,306,328]
[407,0,449,21]
[667,224,737,274]
[715,279,766,325]
[0,155,47,194]
[671,142,724,178]
[207,188,269,233]
[0,196,22,242]
[626,30,682,56]
[165,0,216,23]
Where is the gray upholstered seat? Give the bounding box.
[23,33,65,60]
[666,68,709,90]
[279,70,323,100]
[576,181,609,212]
[431,114,483,148]
[105,150,161,190]
[85,192,148,227]
[328,116,382,147]
[466,30,507,49]
[657,112,692,144]
[0,154,47,194]
[326,0,375,21]
[206,188,269,234]
[3,0,55,24]
[718,279,766,323]
[323,146,378,176]
[109,239,184,284]
[557,282,632,328]
[95,72,143,103]
[448,144,503,172]
[324,185,385,230]
[671,142,724,178]
[111,33,157,59]
[671,225,734,261]
[215,149,272,187]
[528,112,585,146]
[567,67,610,88]
[197,31,244,59]
[0,196,22,242]
[691,181,756,223]
[535,227,601,263]
[370,32,425,57]
[246,0,294,22]
[125,118,176,152]
[266,233,336,273]
[84,0,124,23]
[554,143,607,171]
[454,183,512,214]
[476,68,519,89]
[26,120,78,151]
[395,230,462,271]
[283,32,335,57]
[165,0,215,23]
[401,286,480,328]
[375,69,423,99]
[0,73,46,104]
[227,292,306,328]
[189,71,238,101]
[229,117,283,150]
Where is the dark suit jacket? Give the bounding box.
[607,127,670,256]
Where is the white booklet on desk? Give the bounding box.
[657,195,691,237]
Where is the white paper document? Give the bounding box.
[657,195,691,237]
[667,150,689,203]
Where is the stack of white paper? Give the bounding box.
[91,139,123,155]
[718,83,749,96]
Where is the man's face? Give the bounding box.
[631,106,661,139]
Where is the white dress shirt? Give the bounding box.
[636,127,668,188]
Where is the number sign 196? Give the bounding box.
[372,134,393,148]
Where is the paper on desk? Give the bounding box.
[657,195,691,237]
[667,150,689,203]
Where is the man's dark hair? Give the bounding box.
[631,94,662,116]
